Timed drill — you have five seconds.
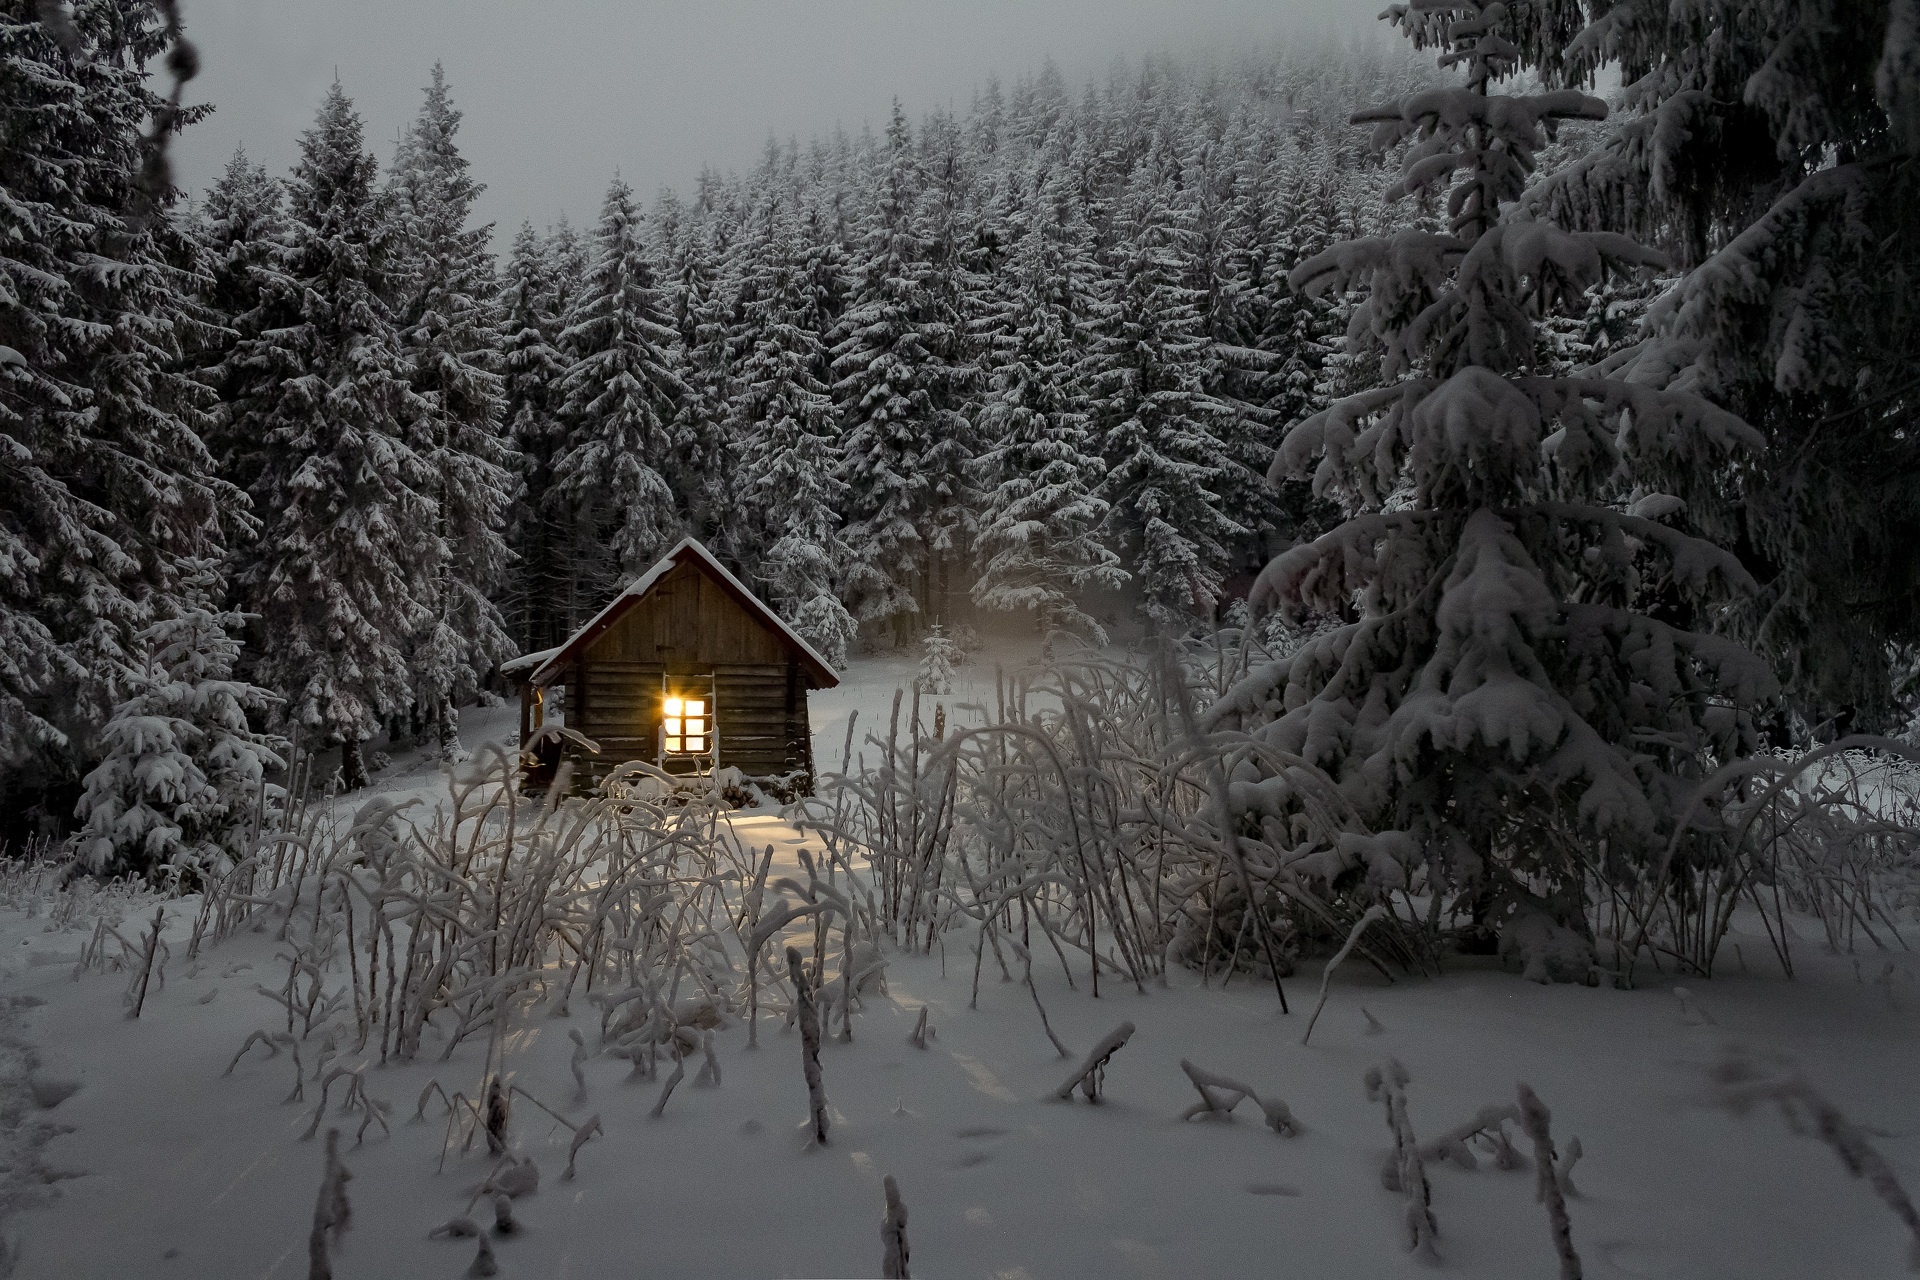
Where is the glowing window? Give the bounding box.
[663,692,713,756]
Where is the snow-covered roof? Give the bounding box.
[510,537,840,690]
[498,645,562,679]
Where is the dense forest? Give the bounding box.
[3,0,1917,880]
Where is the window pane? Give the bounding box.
[686,699,705,716]
[665,697,683,716]
[665,736,682,753]
[686,717,704,734]
[686,736,705,753]
[665,717,681,735]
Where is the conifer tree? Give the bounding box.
[0,3,238,824]
[551,176,686,617]
[733,208,858,666]
[500,221,571,652]
[194,148,291,502]
[1089,164,1249,627]
[1526,0,1920,728]
[74,564,283,879]
[970,169,1125,642]
[671,222,740,550]
[231,83,438,791]
[388,66,515,757]
[831,104,977,638]
[1216,2,1775,946]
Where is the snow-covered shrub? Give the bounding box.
[73,600,284,881]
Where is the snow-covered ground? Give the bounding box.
[1,654,1917,1279]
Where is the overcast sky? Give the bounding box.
[174,1,1371,241]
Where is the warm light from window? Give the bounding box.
[663,693,710,756]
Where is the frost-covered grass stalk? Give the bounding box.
[787,945,829,1144]
[307,1128,351,1280]
[1366,1059,1438,1264]
[1515,1084,1582,1280]
[881,1173,910,1279]
[1055,1022,1134,1103]
[1301,905,1385,1046]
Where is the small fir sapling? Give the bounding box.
[917,625,958,696]
[1054,1022,1135,1102]
[881,1174,911,1279]
[788,945,830,1143]
[1366,1060,1439,1265]
[307,1129,351,1280]
[1516,1084,1583,1280]
[1300,905,1386,1046]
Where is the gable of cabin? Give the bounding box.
[583,560,791,669]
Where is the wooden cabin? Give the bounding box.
[502,538,839,793]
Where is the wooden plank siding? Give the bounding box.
[557,563,817,787]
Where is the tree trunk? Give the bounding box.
[340,737,370,792]
[436,698,462,761]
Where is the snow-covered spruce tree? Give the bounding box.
[499,221,573,652]
[74,564,283,880]
[387,66,516,758]
[1179,131,1288,563]
[1211,2,1775,959]
[969,168,1126,643]
[1088,160,1250,628]
[671,220,741,552]
[732,206,858,666]
[1525,0,1920,729]
[193,147,292,503]
[0,2,240,825]
[1253,150,1356,438]
[914,108,986,611]
[551,175,687,616]
[830,103,978,640]
[231,83,439,791]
